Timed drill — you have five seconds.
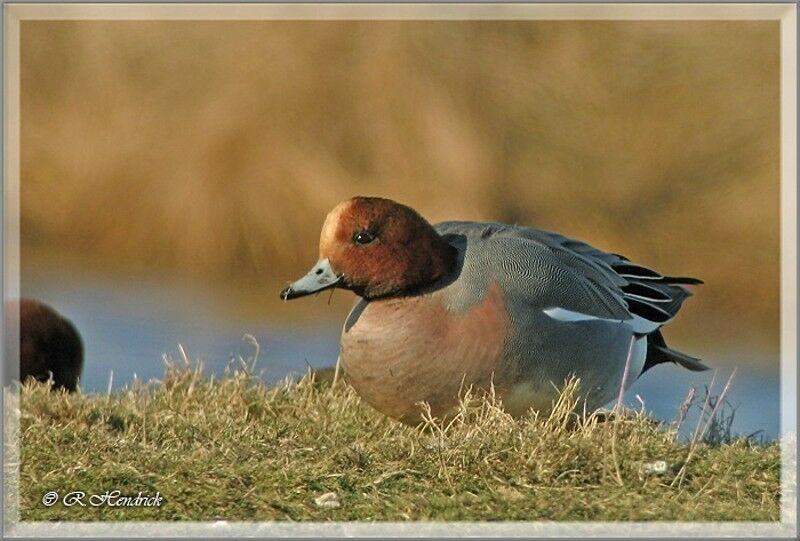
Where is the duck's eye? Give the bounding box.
[353,230,376,245]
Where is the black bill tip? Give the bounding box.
[280,286,299,301]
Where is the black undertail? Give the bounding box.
[640,329,709,375]
[610,261,709,375]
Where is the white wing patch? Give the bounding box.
[542,307,663,335]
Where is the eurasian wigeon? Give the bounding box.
[6,299,84,392]
[281,197,707,424]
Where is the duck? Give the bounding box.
[6,299,84,392]
[281,196,707,424]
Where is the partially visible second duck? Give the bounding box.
[281,197,707,424]
[6,299,84,392]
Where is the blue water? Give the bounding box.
[20,276,780,441]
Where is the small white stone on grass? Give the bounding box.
[642,460,669,475]
[314,492,341,509]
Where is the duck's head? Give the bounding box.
[280,196,457,300]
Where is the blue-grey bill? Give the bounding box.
[280,258,342,300]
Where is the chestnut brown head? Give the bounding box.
[281,197,457,300]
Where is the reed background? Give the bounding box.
[20,20,780,357]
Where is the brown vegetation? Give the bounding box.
[20,21,779,349]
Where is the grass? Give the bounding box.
[9,353,781,522]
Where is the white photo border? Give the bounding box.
[2,2,797,538]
